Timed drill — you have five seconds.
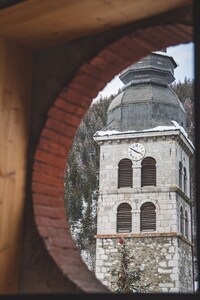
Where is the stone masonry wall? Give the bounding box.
[178,238,194,292]
[96,133,192,241]
[96,236,193,293]
[97,190,178,235]
[98,134,191,194]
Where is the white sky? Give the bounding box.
[94,42,194,100]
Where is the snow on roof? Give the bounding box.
[94,130,135,136]
[152,51,173,57]
[94,120,194,149]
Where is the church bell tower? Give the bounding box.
[94,51,194,293]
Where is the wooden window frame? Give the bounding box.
[141,157,156,187]
[179,161,183,189]
[180,206,184,235]
[118,159,133,188]
[184,167,187,194]
[140,202,156,232]
[185,210,189,239]
[117,203,132,233]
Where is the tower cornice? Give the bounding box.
[95,233,193,247]
[94,128,195,156]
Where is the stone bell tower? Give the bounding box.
[94,51,194,293]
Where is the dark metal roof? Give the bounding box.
[105,52,187,132]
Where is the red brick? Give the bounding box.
[163,26,184,44]
[51,255,68,269]
[167,24,192,41]
[80,62,105,79]
[38,227,71,240]
[108,40,135,63]
[50,246,80,263]
[35,149,67,168]
[50,251,81,271]
[48,106,82,128]
[49,235,76,249]
[176,24,193,36]
[139,26,172,46]
[33,194,64,207]
[103,48,132,71]
[59,88,91,109]
[66,272,100,288]
[33,161,64,178]
[83,63,115,84]
[67,80,99,99]
[120,34,149,57]
[133,30,163,51]
[55,98,86,117]
[34,204,66,219]
[46,117,77,138]
[33,171,64,188]
[38,137,67,157]
[37,226,49,238]
[49,248,87,276]
[99,48,127,67]
[90,55,120,73]
[36,216,67,229]
[41,128,72,147]
[32,182,63,197]
[62,264,88,279]
[76,75,105,96]
[71,71,104,92]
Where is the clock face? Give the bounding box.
[128,143,145,161]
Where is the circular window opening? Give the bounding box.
[64,43,196,292]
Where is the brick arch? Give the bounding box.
[32,23,192,292]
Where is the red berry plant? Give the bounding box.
[110,238,150,293]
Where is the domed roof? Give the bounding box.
[104,52,186,132]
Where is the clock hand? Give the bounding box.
[130,147,142,154]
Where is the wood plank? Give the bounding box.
[0,0,192,48]
[0,38,32,293]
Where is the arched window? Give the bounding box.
[118,159,133,188]
[140,202,156,231]
[184,167,187,194]
[179,162,182,189]
[180,207,184,235]
[117,203,132,233]
[185,210,189,238]
[141,157,156,187]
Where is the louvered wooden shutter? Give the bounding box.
[180,207,184,235]
[117,203,132,233]
[184,167,187,193]
[118,159,132,188]
[185,211,189,238]
[141,157,156,187]
[179,162,182,189]
[140,202,156,231]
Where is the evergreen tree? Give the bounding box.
[110,238,150,293]
[64,94,114,270]
[171,78,194,142]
